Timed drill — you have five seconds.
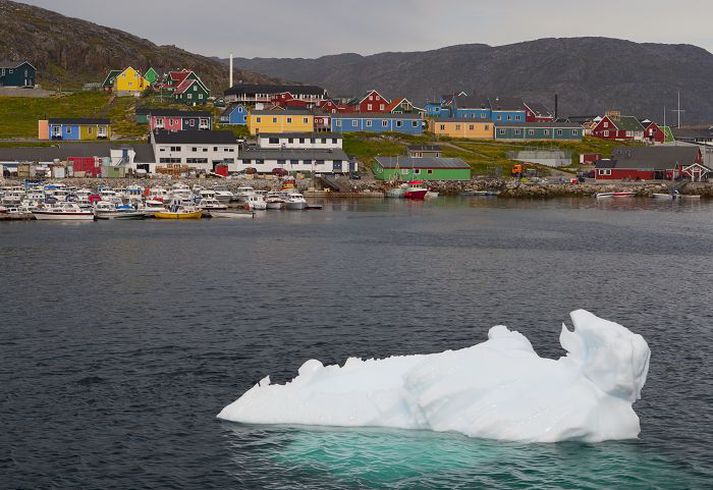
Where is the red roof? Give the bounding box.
[170,70,191,84]
[385,97,406,113]
[174,78,196,95]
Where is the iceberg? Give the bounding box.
[217,310,650,443]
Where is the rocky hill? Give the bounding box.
[0,0,276,91]
[232,38,713,123]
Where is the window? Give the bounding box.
[66,127,71,134]
[300,138,306,143]
[352,120,358,127]
[455,124,461,131]
[269,138,279,144]
[496,115,502,121]
[290,159,299,165]
[159,148,166,152]
[186,158,208,164]
[160,158,181,164]
[507,115,512,121]
[366,120,372,127]
[485,125,490,130]
[332,138,338,144]
[316,160,325,165]
[381,120,388,128]
[302,160,312,165]
[543,129,550,135]
[287,117,292,123]
[572,129,579,136]
[277,159,286,165]
[528,129,535,136]
[469,125,474,130]
[188,94,193,100]
[380,104,385,110]
[414,169,421,174]
[556,129,563,136]
[191,147,197,152]
[369,95,374,101]
[439,124,445,131]
[256,159,264,165]
[336,120,342,127]
[499,129,506,135]
[273,117,278,123]
[303,118,309,124]
[288,138,294,143]
[514,129,522,135]
[242,159,251,164]
[598,169,612,176]
[427,169,433,174]
[367,104,373,111]
[170,146,181,152]
[88,127,93,134]
[214,147,218,152]
[401,169,409,175]
[256,117,261,123]
[396,120,403,127]
[203,148,208,152]
[412,121,419,128]
[603,130,609,137]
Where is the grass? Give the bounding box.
[0,91,223,140]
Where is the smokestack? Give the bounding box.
[554,94,559,120]
[229,54,234,88]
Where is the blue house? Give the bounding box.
[452,96,492,120]
[46,118,111,141]
[220,103,248,125]
[425,102,449,119]
[494,122,584,141]
[331,113,423,135]
[489,97,526,123]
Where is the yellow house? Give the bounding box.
[113,67,150,96]
[247,110,314,135]
[430,119,494,139]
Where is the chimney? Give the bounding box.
[554,94,558,120]
[229,54,234,88]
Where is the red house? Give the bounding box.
[595,146,703,180]
[523,101,555,122]
[640,119,666,144]
[591,112,645,141]
[347,89,390,112]
[312,111,331,132]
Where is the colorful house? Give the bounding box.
[40,118,112,141]
[385,97,424,115]
[0,60,36,88]
[331,113,423,135]
[373,156,471,181]
[112,67,150,96]
[174,77,210,105]
[595,146,705,180]
[347,89,390,113]
[430,119,493,139]
[640,119,666,144]
[247,110,315,135]
[494,122,583,141]
[451,95,492,120]
[148,110,212,132]
[490,97,527,123]
[224,83,327,104]
[144,67,160,86]
[220,104,249,125]
[101,69,122,91]
[591,112,645,141]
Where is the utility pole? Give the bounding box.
[671,91,685,128]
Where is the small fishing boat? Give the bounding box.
[213,187,234,203]
[385,184,407,198]
[197,197,228,211]
[154,201,203,220]
[93,202,145,220]
[265,192,286,210]
[595,191,636,199]
[404,181,428,200]
[32,203,95,221]
[209,210,255,219]
[245,194,267,211]
[426,191,439,199]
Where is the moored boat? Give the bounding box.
[32,203,95,221]
[154,201,203,220]
[208,210,255,219]
[404,181,428,200]
[285,192,307,210]
[595,191,636,199]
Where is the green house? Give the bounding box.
[174,77,210,105]
[494,122,584,141]
[101,69,122,90]
[373,156,471,181]
[144,67,159,85]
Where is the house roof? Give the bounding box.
[0,60,35,69]
[169,70,192,84]
[434,118,493,123]
[490,96,525,111]
[257,132,341,139]
[375,156,470,169]
[333,112,421,119]
[174,78,209,95]
[494,121,583,128]
[152,130,236,144]
[524,101,553,117]
[48,118,110,125]
[0,143,112,163]
[599,146,702,170]
[239,148,349,161]
[251,109,314,116]
[225,84,326,97]
[613,116,645,131]
[452,95,490,109]
[121,144,155,163]
[101,69,122,87]
[148,109,211,117]
[671,127,713,140]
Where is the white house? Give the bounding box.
[236,148,354,174]
[257,132,343,150]
[150,130,239,172]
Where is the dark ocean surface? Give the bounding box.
[2,198,712,488]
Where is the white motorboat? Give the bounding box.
[285,192,307,210]
[148,186,170,202]
[265,191,286,210]
[213,187,234,203]
[1,189,25,205]
[32,203,95,221]
[234,186,255,201]
[197,197,228,210]
[245,194,267,211]
[137,200,167,217]
[93,201,145,220]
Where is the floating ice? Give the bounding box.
[218,310,650,443]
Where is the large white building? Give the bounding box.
[223,83,327,104]
[150,130,239,173]
[236,148,354,174]
[257,132,343,150]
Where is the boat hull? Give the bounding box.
[286,202,306,210]
[209,211,255,219]
[404,189,428,200]
[95,211,146,220]
[32,211,94,221]
[154,211,203,220]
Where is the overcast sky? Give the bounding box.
[21,0,713,58]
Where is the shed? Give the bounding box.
[373,156,471,181]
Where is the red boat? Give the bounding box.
[404,181,428,200]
